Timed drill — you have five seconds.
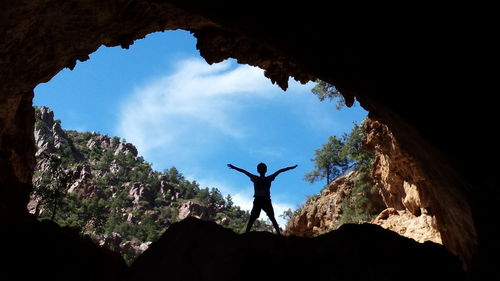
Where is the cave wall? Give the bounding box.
[364,119,473,258]
[1,1,497,277]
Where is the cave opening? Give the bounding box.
[4,3,495,279]
[30,30,378,263]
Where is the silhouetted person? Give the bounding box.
[227,162,297,235]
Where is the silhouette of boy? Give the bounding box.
[227,162,297,235]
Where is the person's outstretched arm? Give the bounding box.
[227,164,255,178]
[269,164,298,179]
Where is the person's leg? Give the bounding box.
[263,199,281,235]
[246,200,261,233]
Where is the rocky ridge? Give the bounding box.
[29,106,270,262]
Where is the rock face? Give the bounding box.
[3,216,126,281]
[98,232,152,260]
[363,119,472,256]
[29,107,165,258]
[178,201,216,220]
[1,2,497,278]
[285,170,384,237]
[373,208,441,243]
[123,217,464,281]
[286,119,450,247]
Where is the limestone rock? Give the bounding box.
[67,165,97,198]
[87,134,113,151]
[285,171,354,236]
[285,170,384,237]
[373,208,442,244]
[128,183,154,208]
[34,106,70,156]
[115,142,138,157]
[364,119,445,245]
[178,201,216,220]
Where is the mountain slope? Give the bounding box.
[29,106,271,263]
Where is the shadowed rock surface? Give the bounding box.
[2,215,127,281]
[123,217,464,281]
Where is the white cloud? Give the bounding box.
[116,58,280,155]
[115,57,320,229]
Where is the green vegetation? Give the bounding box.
[304,122,373,186]
[338,169,379,225]
[300,81,380,226]
[31,107,271,264]
[311,81,345,110]
[304,135,347,185]
[32,154,70,221]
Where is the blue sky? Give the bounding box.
[34,30,367,227]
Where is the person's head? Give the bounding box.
[257,162,267,175]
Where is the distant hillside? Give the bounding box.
[29,106,271,263]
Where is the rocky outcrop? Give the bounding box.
[29,107,159,258]
[178,201,217,220]
[66,165,98,198]
[127,183,154,207]
[373,208,441,243]
[285,119,447,245]
[285,171,384,237]
[115,142,138,157]
[123,217,464,281]
[34,107,70,156]
[363,119,473,262]
[98,232,152,259]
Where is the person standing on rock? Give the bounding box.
[227,162,297,235]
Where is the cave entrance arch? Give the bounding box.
[31,29,373,257]
[2,2,497,276]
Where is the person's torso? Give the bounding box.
[252,176,272,197]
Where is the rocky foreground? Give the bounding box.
[122,218,464,281]
[4,215,464,281]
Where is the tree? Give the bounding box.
[304,136,348,185]
[209,188,225,209]
[311,81,346,110]
[279,208,294,222]
[164,167,184,184]
[341,122,374,172]
[35,154,70,221]
[225,194,234,209]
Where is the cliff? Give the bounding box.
[285,119,442,245]
[285,170,384,237]
[364,119,443,244]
